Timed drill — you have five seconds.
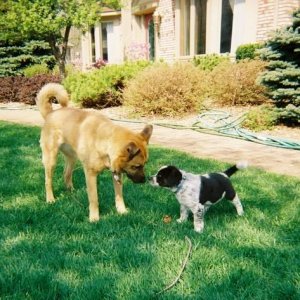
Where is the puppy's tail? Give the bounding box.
[36,83,69,119]
[224,161,248,177]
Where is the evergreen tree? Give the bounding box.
[259,9,300,125]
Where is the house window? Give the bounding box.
[101,23,109,61]
[148,18,155,60]
[220,0,234,53]
[195,0,207,54]
[90,27,96,62]
[177,0,236,56]
[180,0,190,56]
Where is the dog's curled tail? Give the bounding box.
[36,83,69,119]
[224,161,248,177]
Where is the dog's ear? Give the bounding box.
[140,124,153,144]
[126,142,141,161]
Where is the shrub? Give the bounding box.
[0,75,61,104]
[204,60,269,106]
[0,77,15,103]
[23,64,50,77]
[122,62,205,117]
[235,43,263,61]
[242,105,278,131]
[193,54,230,71]
[63,61,151,108]
[259,9,300,125]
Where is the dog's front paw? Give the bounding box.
[89,212,100,222]
[116,205,128,215]
[46,197,56,204]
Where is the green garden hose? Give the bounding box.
[111,109,300,151]
[1,105,299,150]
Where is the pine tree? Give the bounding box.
[259,9,300,125]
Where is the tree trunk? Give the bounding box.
[47,24,71,79]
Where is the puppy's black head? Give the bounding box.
[150,166,183,189]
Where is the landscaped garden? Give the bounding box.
[0,121,299,299]
[0,3,299,298]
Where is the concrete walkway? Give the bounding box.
[0,105,299,178]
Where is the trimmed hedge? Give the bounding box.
[235,43,263,61]
[0,75,61,104]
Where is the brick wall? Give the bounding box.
[257,0,300,41]
[156,0,176,62]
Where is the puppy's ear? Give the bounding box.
[140,124,153,144]
[126,142,141,161]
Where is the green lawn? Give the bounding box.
[0,121,299,300]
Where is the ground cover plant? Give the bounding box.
[0,121,299,299]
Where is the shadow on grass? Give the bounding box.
[0,121,299,299]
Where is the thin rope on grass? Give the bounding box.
[155,236,192,297]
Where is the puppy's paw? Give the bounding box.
[194,227,204,233]
[194,224,204,233]
[176,218,186,223]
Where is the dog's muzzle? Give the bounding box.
[126,172,146,184]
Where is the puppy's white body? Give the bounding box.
[150,163,247,233]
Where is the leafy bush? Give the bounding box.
[259,9,300,125]
[204,60,269,106]
[0,75,61,104]
[63,61,151,108]
[123,62,205,116]
[0,41,55,77]
[193,54,230,71]
[242,105,278,131]
[23,64,50,77]
[235,43,263,61]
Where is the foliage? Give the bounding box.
[275,104,300,126]
[63,61,151,108]
[1,0,121,77]
[259,9,300,125]
[123,62,205,117]
[0,40,55,77]
[0,121,300,299]
[235,43,263,61]
[23,64,51,77]
[193,54,230,71]
[242,105,278,131]
[204,60,269,106]
[0,75,61,104]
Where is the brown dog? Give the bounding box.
[36,83,153,222]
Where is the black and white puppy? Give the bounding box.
[149,162,247,233]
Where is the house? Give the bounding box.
[66,0,300,69]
